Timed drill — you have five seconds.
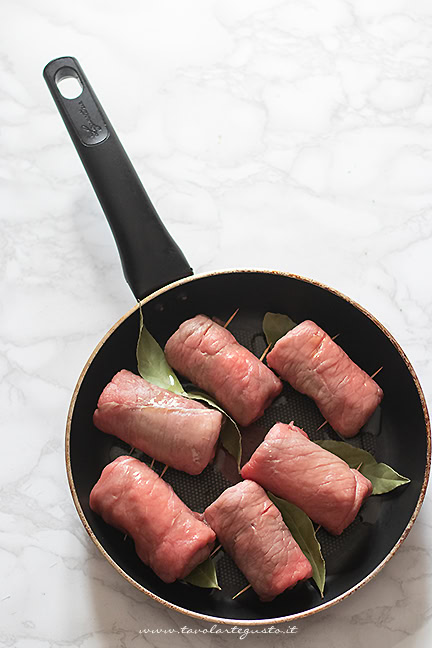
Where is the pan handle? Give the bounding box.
[43,56,193,300]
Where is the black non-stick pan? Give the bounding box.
[44,56,430,625]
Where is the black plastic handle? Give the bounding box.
[43,56,193,300]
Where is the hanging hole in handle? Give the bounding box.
[55,67,83,99]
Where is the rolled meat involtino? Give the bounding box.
[204,480,312,601]
[266,320,383,438]
[93,370,222,475]
[241,422,372,536]
[164,314,282,427]
[90,456,216,583]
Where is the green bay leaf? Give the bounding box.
[183,556,220,589]
[136,306,186,396]
[186,391,242,471]
[268,491,325,597]
[219,417,242,471]
[315,440,375,468]
[262,312,297,348]
[315,440,410,496]
[360,463,411,496]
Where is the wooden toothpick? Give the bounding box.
[370,366,383,380]
[160,464,169,478]
[259,342,272,362]
[210,544,222,558]
[223,308,239,329]
[316,420,328,432]
[232,583,252,600]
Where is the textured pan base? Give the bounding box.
[108,317,381,598]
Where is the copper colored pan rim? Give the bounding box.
[65,268,431,626]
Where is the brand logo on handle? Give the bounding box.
[78,100,102,138]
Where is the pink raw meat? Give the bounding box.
[241,422,372,535]
[164,315,282,426]
[266,320,383,438]
[93,370,222,475]
[204,480,312,601]
[90,456,216,583]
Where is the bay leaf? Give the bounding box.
[268,492,325,597]
[219,418,242,472]
[315,440,375,468]
[359,462,411,496]
[187,391,242,471]
[262,312,297,348]
[315,440,410,496]
[183,556,221,590]
[136,306,186,396]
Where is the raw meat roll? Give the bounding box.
[164,315,282,427]
[266,320,383,438]
[204,480,312,601]
[241,422,372,535]
[93,370,222,475]
[90,456,216,582]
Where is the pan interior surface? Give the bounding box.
[67,271,429,623]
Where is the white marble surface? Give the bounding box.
[2,0,432,645]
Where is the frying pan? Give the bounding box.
[44,56,430,625]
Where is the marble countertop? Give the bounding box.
[2,0,432,646]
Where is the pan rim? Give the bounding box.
[65,267,431,626]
